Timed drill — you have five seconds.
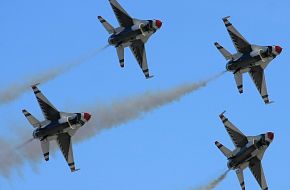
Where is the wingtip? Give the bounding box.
[222,16,231,21]
[31,83,40,88]
[71,168,80,172]
[220,110,226,116]
[265,100,274,105]
[146,75,154,79]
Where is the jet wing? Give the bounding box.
[130,40,151,79]
[222,16,252,54]
[248,66,270,104]
[219,112,248,148]
[109,0,134,27]
[31,85,60,121]
[56,133,79,172]
[249,157,268,189]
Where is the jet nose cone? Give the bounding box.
[267,132,274,141]
[155,20,162,28]
[275,45,282,54]
[84,112,91,121]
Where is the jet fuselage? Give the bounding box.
[226,45,278,72]
[227,134,271,170]
[108,20,157,47]
[33,113,88,140]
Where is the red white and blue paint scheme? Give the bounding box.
[215,112,273,190]
[22,84,91,172]
[215,16,282,104]
[98,0,162,79]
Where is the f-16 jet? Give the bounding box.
[98,0,162,79]
[215,112,273,190]
[215,16,282,104]
[22,84,91,172]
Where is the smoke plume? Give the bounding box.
[0,71,225,177]
[0,45,109,104]
[192,170,230,190]
[75,71,225,142]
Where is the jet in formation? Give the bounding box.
[22,84,91,172]
[215,16,282,104]
[98,0,162,79]
[215,111,273,190]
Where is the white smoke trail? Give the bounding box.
[0,71,225,177]
[192,170,230,190]
[0,45,109,104]
[75,71,226,142]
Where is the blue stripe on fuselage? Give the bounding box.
[109,27,142,46]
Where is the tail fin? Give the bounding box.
[215,141,233,158]
[97,16,115,34]
[22,109,40,128]
[214,42,233,60]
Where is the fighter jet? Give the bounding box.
[22,84,91,172]
[97,0,162,79]
[215,111,273,190]
[215,16,282,104]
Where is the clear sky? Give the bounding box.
[0,0,289,189]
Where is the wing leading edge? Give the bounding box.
[248,66,271,104]
[130,40,152,79]
[219,112,248,148]
[222,16,252,54]
[56,133,79,172]
[31,84,60,121]
[249,157,268,190]
[109,0,133,27]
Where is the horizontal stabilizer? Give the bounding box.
[214,42,233,60]
[41,140,50,161]
[98,16,115,34]
[215,141,233,158]
[116,46,125,67]
[22,109,40,128]
[234,71,243,93]
[236,169,246,190]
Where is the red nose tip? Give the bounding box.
[275,46,282,54]
[156,20,162,28]
[267,132,274,140]
[84,112,91,121]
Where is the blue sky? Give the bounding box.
[0,0,289,189]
